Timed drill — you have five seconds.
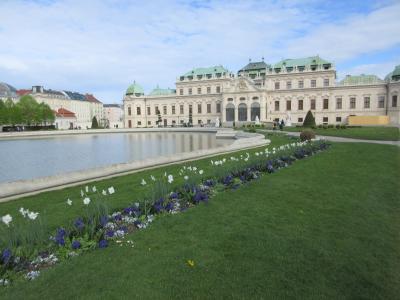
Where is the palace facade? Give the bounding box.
[123,56,400,127]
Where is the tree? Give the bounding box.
[0,99,5,125]
[17,95,39,126]
[91,116,99,129]
[4,98,21,126]
[37,102,55,126]
[303,110,316,127]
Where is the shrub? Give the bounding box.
[341,125,347,129]
[247,128,256,133]
[311,125,317,129]
[323,124,328,129]
[336,124,340,129]
[300,130,316,141]
[303,110,316,127]
[328,124,334,128]
[318,124,323,128]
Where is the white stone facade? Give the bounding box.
[123,59,400,127]
[103,104,124,128]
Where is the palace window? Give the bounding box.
[216,103,221,113]
[275,82,280,90]
[172,105,176,114]
[137,121,141,126]
[298,80,304,88]
[324,79,329,87]
[392,95,397,107]
[323,117,328,123]
[136,107,141,115]
[336,98,342,109]
[323,98,329,109]
[350,97,356,109]
[198,103,202,114]
[216,86,221,93]
[197,87,201,94]
[298,100,303,110]
[148,121,151,125]
[198,120,202,124]
[155,106,159,114]
[311,79,316,88]
[286,100,291,111]
[286,81,292,89]
[163,106,167,115]
[207,87,211,94]
[147,106,151,115]
[298,117,303,123]
[207,103,211,113]
[311,99,316,110]
[274,101,279,111]
[128,120,132,128]
[179,89,183,95]
[207,119,211,124]
[180,104,184,114]
[128,106,131,116]
[188,88,192,95]
[336,117,342,122]
[378,96,385,108]
[364,97,370,109]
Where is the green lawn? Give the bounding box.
[1,136,399,299]
[282,126,400,141]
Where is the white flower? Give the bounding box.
[108,186,115,194]
[92,186,97,192]
[255,152,259,156]
[164,172,167,177]
[85,186,89,193]
[184,175,189,180]
[1,214,12,226]
[102,189,107,196]
[211,160,214,165]
[83,197,91,205]
[188,166,192,171]
[19,207,29,217]
[150,175,156,181]
[199,170,204,175]
[27,211,39,220]
[222,158,226,162]
[80,190,84,197]
[167,174,174,184]
[141,179,147,186]
[193,167,197,171]
[67,199,72,206]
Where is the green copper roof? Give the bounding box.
[239,61,270,72]
[149,86,176,96]
[274,56,331,69]
[182,65,229,77]
[385,65,400,81]
[339,74,384,86]
[126,81,144,96]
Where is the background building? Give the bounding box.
[103,104,124,128]
[124,57,400,127]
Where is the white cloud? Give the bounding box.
[0,0,398,103]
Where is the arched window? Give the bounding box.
[226,103,235,121]
[238,103,247,121]
[251,102,260,121]
[240,97,246,101]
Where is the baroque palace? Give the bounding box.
[123,56,400,127]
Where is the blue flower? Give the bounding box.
[123,207,134,215]
[119,226,128,233]
[222,175,233,186]
[165,202,174,211]
[56,228,66,237]
[100,215,108,227]
[193,191,208,204]
[114,214,122,222]
[55,236,65,246]
[1,248,12,264]
[99,239,108,249]
[170,192,179,199]
[204,179,215,187]
[71,240,81,250]
[105,230,115,238]
[74,218,85,230]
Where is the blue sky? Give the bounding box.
[0,0,399,103]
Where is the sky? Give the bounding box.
[0,0,399,104]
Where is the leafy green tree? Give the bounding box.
[37,102,55,126]
[91,116,99,129]
[0,99,5,125]
[303,110,316,127]
[17,95,39,126]
[4,98,21,126]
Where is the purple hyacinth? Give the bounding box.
[222,175,233,186]
[55,228,67,246]
[71,240,81,250]
[105,230,115,238]
[165,201,174,211]
[204,179,215,187]
[98,239,108,249]
[114,214,122,222]
[1,248,12,264]
[123,207,134,215]
[170,192,179,199]
[193,191,208,204]
[119,225,128,233]
[74,218,85,230]
[100,215,108,227]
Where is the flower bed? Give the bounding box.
[0,140,330,286]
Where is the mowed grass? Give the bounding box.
[283,126,400,141]
[1,139,399,299]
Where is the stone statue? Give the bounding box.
[215,117,220,128]
[255,115,260,125]
[286,112,292,126]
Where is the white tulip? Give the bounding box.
[199,170,204,175]
[85,186,89,193]
[184,175,189,180]
[150,175,156,181]
[28,211,39,220]
[19,207,28,217]
[67,199,72,206]
[1,214,12,227]
[83,197,91,205]
[80,190,84,197]
[92,186,97,192]
[102,190,107,196]
[168,174,174,184]
[141,179,147,186]
[108,186,115,194]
